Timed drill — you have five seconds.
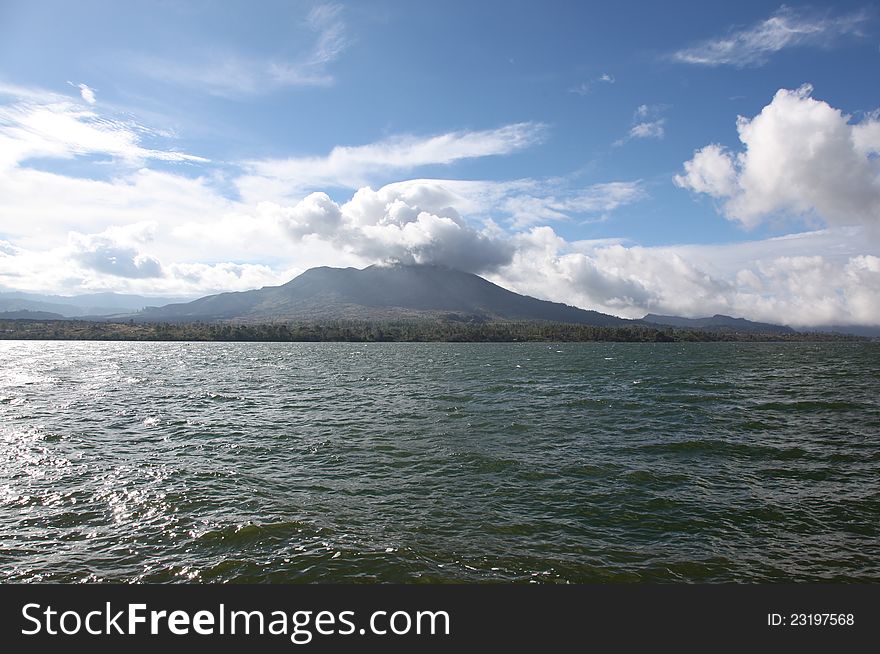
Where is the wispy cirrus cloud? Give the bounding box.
[497,181,644,228]
[236,122,548,201]
[671,6,869,68]
[0,85,208,168]
[628,119,665,140]
[134,3,349,95]
[568,72,615,96]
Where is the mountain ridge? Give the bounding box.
[132,264,636,326]
[642,313,796,334]
[0,291,190,318]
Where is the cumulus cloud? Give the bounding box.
[674,144,738,198]
[671,6,868,67]
[274,182,514,273]
[269,177,646,270]
[280,191,344,239]
[675,85,880,228]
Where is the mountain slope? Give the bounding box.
[643,313,795,334]
[134,264,634,326]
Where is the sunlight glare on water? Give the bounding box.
[0,340,878,583]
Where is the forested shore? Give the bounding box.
[0,319,865,343]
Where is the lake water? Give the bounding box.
[1,341,878,583]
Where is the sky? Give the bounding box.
[0,0,878,326]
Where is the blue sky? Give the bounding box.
[0,0,878,325]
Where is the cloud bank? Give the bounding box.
[493,227,879,327]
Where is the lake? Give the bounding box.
[1,341,878,582]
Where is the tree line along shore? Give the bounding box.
[0,319,865,343]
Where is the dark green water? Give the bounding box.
[1,341,878,583]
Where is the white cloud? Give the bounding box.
[568,72,615,96]
[0,81,875,326]
[0,162,876,325]
[275,177,646,230]
[0,91,207,169]
[0,167,234,249]
[488,227,879,326]
[0,231,294,297]
[236,122,547,201]
[134,3,348,95]
[500,181,644,228]
[629,119,665,140]
[69,227,163,279]
[274,182,515,273]
[675,85,880,229]
[162,261,288,295]
[615,104,669,146]
[302,3,348,69]
[494,234,729,318]
[673,144,737,197]
[672,6,868,67]
[77,83,96,104]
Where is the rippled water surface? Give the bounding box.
[1,341,878,583]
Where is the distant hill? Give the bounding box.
[0,309,65,320]
[643,313,796,334]
[0,291,190,317]
[134,264,636,326]
[798,324,880,338]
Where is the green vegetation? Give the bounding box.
[0,319,865,342]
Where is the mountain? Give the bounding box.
[133,264,635,326]
[643,313,796,334]
[0,291,189,317]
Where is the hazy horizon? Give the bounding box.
[1,0,878,328]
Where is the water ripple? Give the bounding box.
[0,340,878,583]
